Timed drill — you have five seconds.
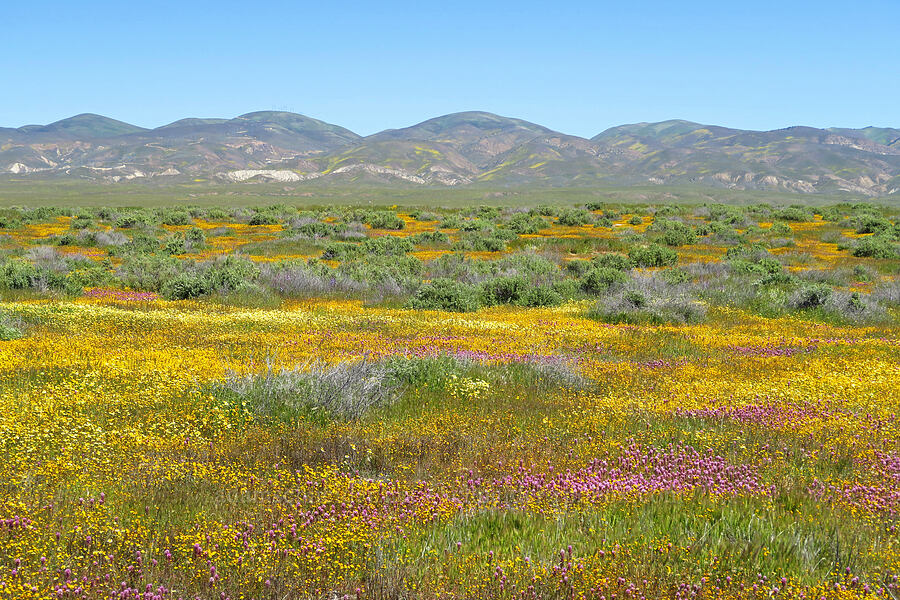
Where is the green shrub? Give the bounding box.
[185,227,207,248]
[852,237,897,259]
[0,322,22,341]
[0,215,22,229]
[629,215,643,226]
[774,206,813,222]
[581,267,627,294]
[820,207,844,222]
[249,213,279,226]
[322,242,364,261]
[768,222,793,237]
[662,268,691,285]
[408,278,480,312]
[694,223,712,236]
[0,260,37,289]
[65,266,112,293]
[628,244,677,268]
[480,276,528,306]
[551,279,579,300]
[557,209,592,226]
[454,235,507,252]
[53,233,78,246]
[791,284,832,309]
[855,214,892,235]
[206,208,230,220]
[161,210,191,226]
[163,234,187,255]
[126,233,161,255]
[475,206,501,220]
[460,218,493,232]
[336,255,423,291]
[654,205,683,218]
[852,265,875,282]
[292,221,333,238]
[662,227,696,247]
[410,231,450,244]
[651,219,696,246]
[115,214,144,228]
[361,236,414,256]
[71,216,92,230]
[162,272,210,300]
[116,254,182,292]
[364,211,404,230]
[205,256,260,292]
[566,260,591,276]
[519,285,562,307]
[530,205,558,217]
[507,213,546,234]
[729,257,782,276]
[592,253,632,271]
[439,215,463,229]
[0,309,23,340]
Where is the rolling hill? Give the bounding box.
[2,111,898,195]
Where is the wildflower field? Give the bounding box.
[0,199,898,599]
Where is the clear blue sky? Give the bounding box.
[3,0,898,136]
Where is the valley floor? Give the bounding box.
[0,297,898,598]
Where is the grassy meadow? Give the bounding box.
[0,193,898,599]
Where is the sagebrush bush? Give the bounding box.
[589,274,706,325]
[219,358,404,421]
[258,261,366,297]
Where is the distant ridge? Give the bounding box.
[2,111,898,195]
[15,113,148,138]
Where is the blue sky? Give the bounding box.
[3,0,898,136]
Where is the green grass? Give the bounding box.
[0,180,894,208]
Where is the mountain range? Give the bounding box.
[3,111,899,195]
